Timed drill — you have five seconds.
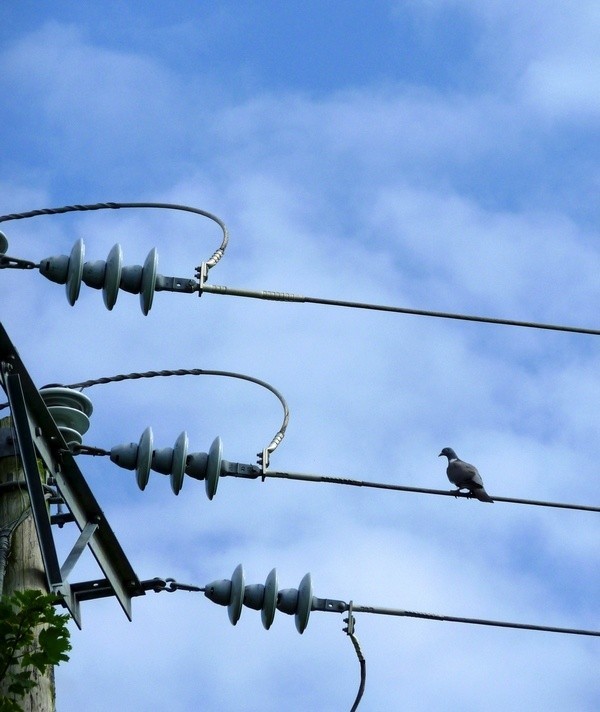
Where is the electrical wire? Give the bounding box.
[0,201,229,271]
[143,574,600,638]
[348,632,366,712]
[1,200,598,336]
[71,434,599,514]
[256,470,600,513]
[63,368,290,462]
[200,282,600,336]
[344,603,366,712]
[2,201,596,706]
[1,203,598,507]
[349,603,600,637]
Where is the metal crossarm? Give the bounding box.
[0,322,144,626]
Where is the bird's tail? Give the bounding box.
[474,488,494,503]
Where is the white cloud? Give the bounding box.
[524,56,600,119]
[0,7,598,711]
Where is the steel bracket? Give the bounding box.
[0,322,144,627]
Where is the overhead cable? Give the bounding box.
[199,282,600,337]
[258,470,599,513]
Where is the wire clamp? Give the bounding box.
[344,600,356,636]
[195,261,210,294]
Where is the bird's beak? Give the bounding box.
[438,452,443,457]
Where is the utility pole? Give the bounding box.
[0,414,55,712]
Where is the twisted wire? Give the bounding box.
[0,201,229,271]
[65,368,289,460]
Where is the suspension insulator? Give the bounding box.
[110,429,225,497]
[204,566,312,633]
[39,240,159,313]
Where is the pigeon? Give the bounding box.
[438,447,494,503]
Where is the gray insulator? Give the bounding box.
[228,564,245,625]
[151,447,174,475]
[110,427,153,490]
[110,442,139,470]
[170,431,188,495]
[140,247,158,315]
[136,426,153,490]
[205,436,222,500]
[243,584,265,610]
[103,243,122,309]
[119,264,143,294]
[261,569,278,630]
[204,578,232,607]
[185,451,208,480]
[147,431,188,494]
[66,238,85,305]
[295,573,313,634]
[275,573,313,632]
[277,587,298,615]
[39,254,69,284]
[241,575,279,629]
[203,564,246,626]
[40,387,93,446]
[39,239,159,313]
[82,259,107,289]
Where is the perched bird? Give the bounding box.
[438,447,494,503]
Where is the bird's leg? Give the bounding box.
[449,488,462,498]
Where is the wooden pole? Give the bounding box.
[0,415,56,712]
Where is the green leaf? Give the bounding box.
[0,589,71,703]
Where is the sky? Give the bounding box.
[0,1,599,710]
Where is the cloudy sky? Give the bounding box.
[1,2,599,710]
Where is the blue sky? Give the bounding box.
[1,2,599,711]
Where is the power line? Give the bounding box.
[200,282,600,337]
[2,201,598,336]
[257,470,600,513]
[70,433,599,513]
[349,604,600,638]
[148,575,600,638]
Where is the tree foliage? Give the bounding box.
[0,590,71,711]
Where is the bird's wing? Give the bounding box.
[447,461,469,486]
[458,460,482,484]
